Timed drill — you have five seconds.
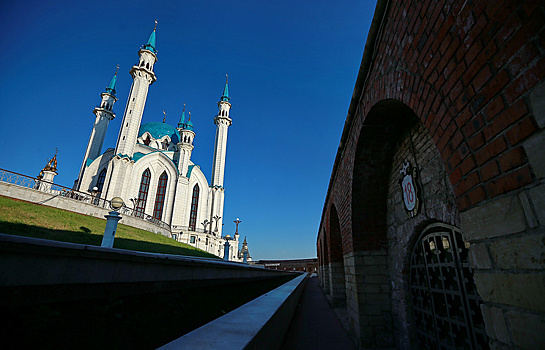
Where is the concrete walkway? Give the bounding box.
[282,276,356,349]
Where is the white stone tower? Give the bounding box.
[209,76,232,233]
[75,68,118,191]
[104,22,158,200]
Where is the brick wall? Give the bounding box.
[318,0,545,348]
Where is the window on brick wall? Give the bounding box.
[135,169,151,218]
[188,184,199,230]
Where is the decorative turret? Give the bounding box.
[37,149,58,192]
[75,67,118,190]
[241,236,249,263]
[176,105,196,177]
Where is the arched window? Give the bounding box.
[153,172,168,220]
[143,135,151,146]
[409,223,488,349]
[146,62,150,69]
[135,169,151,218]
[96,168,107,193]
[188,184,199,230]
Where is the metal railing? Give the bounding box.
[0,168,171,230]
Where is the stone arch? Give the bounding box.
[328,204,347,306]
[350,99,421,347]
[352,99,418,250]
[322,226,330,293]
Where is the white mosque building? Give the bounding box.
[72,24,249,262]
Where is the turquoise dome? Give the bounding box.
[138,122,179,144]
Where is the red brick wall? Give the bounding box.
[321,0,545,254]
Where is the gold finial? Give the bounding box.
[154,19,158,31]
[188,111,191,121]
[226,74,228,84]
[183,103,186,112]
[115,64,119,76]
[162,110,166,123]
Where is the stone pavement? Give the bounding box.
[282,275,356,349]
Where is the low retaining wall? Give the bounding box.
[0,234,292,306]
[159,273,307,350]
[0,181,171,237]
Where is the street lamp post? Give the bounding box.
[102,197,124,248]
[223,234,231,261]
[129,197,141,216]
[201,220,210,233]
[234,218,241,236]
[213,215,221,235]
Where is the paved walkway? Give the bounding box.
[282,276,356,349]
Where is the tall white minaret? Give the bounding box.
[114,21,158,157]
[103,21,158,200]
[210,76,232,235]
[75,67,118,191]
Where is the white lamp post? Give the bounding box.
[101,197,124,248]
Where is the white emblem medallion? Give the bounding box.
[399,161,420,218]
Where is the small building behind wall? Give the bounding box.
[318,1,545,349]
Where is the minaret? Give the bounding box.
[114,21,158,158]
[75,67,118,191]
[209,76,232,234]
[103,21,158,200]
[176,106,196,177]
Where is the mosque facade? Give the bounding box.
[73,25,248,261]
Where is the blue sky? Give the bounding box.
[0,0,376,259]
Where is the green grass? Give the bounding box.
[0,195,218,258]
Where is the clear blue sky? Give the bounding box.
[0,0,376,259]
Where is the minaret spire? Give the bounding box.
[209,77,233,237]
[105,65,119,95]
[143,19,158,53]
[103,22,158,200]
[75,68,118,191]
[221,74,230,102]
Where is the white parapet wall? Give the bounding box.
[158,273,307,350]
[0,181,171,237]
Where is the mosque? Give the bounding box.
[71,23,250,262]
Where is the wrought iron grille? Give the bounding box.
[409,223,488,349]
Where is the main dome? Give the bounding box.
[138,122,179,144]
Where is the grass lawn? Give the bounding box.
[0,195,218,258]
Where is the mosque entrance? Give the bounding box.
[409,223,488,349]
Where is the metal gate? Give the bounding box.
[409,223,488,349]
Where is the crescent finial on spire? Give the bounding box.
[115,64,119,76]
[162,110,166,123]
[226,74,228,84]
[154,19,158,30]
[188,111,191,121]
